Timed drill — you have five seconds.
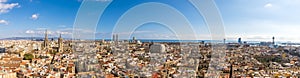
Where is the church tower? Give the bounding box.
[43,30,49,50]
[58,34,63,52]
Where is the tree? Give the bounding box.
[50,50,58,55]
[23,53,34,60]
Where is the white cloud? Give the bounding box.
[35,27,47,30]
[0,0,7,3]
[0,19,8,25]
[264,3,273,8]
[30,13,39,20]
[0,0,19,14]
[25,29,73,36]
[25,30,35,34]
[56,31,72,35]
[58,25,67,28]
[224,19,300,42]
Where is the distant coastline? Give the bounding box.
[0,37,296,43]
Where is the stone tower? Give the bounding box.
[43,30,49,50]
[58,34,63,52]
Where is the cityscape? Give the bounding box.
[2,30,300,77]
[1,0,300,78]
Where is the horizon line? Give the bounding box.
[1,36,299,43]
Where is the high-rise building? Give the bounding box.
[58,34,63,52]
[112,34,119,42]
[223,38,226,44]
[132,37,136,43]
[238,38,242,44]
[115,34,119,45]
[133,37,136,41]
[116,34,119,42]
[112,34,115,41]
[272,36,275,45]
[112,34,119,45]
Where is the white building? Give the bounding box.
[0,72,17,78]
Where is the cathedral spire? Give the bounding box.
[44,29,49,49]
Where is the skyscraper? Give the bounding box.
[132,37,136,43]
[116,34,119,42]
[112,34,119,45]
[223,38,226,44]
[238,38,242,44]
[115,34,118,45]
[133,37,136,41]
[272,36,275,45]
[112,34,115,41]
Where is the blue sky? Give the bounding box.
[0,0,300,42]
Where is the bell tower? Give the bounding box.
[58,34,63,52]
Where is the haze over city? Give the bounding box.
[0,0,300,42]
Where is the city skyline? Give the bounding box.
[2,0,300,77]
[0,0,300,42]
